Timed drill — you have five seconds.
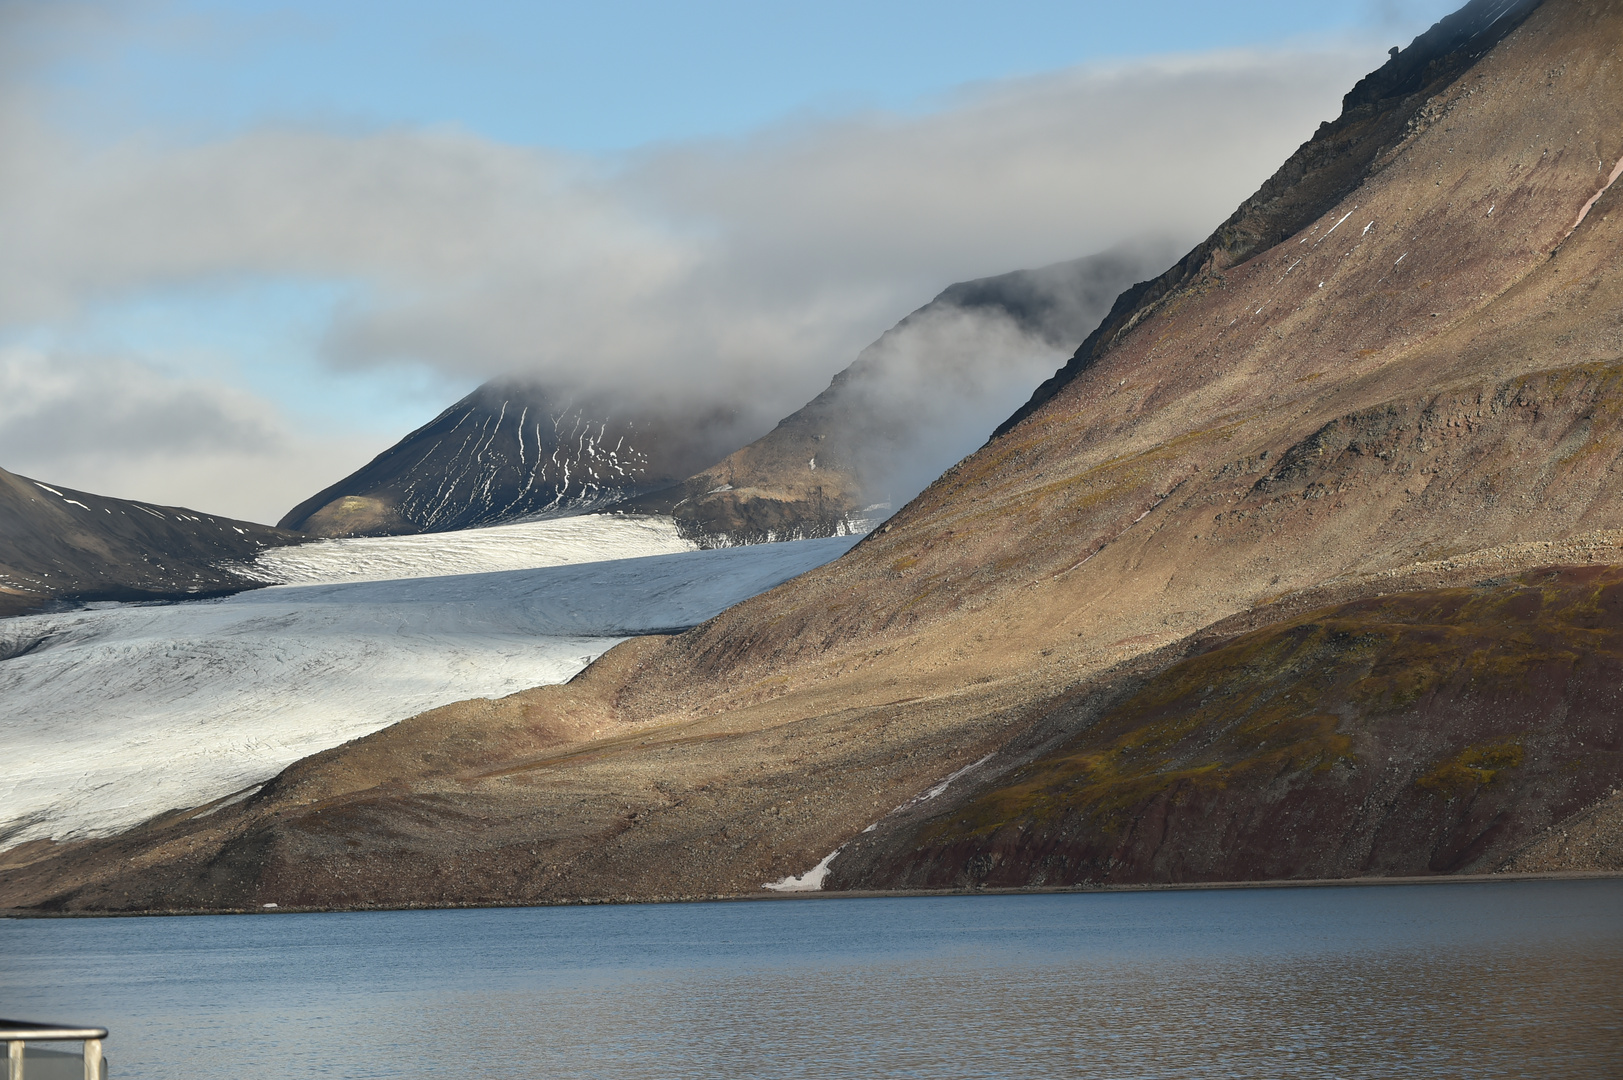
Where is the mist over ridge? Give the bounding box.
[0,8,1382,521]
[282,241,1178,541]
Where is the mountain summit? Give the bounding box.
[278,383,749,537]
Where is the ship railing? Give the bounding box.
[1,1020,107,1080]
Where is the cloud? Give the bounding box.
[0,344,378,522]
[2,45,1371,384]
[0,6,1383,516]
[333,50,1378,412]
[843,304,1079,506]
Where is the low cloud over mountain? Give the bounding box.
[0,2,1379,521]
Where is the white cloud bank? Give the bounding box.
[0,9,1380,521]
[0,343,382,520]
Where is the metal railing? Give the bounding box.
[1,1021,107,1080]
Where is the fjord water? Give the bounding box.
[3,881,1619,1079]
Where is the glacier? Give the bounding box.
[0,517,859,850]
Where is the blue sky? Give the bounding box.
[46,1,1457,149]
[0,0,1466,521]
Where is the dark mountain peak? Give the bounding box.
[928,246,1169,349]
[1342,0,1541,113]
[280,381,750,537]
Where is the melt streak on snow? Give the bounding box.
[0,521,859,849]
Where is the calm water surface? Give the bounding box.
[2,880,1620,1079]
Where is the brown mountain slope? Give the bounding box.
[994,0,1545,438]
[6,0,1623,911]
[827,565,1623,888]
[0,466,300,619]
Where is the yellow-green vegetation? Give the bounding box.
[921,565,1623,846]
[1415,740,1526,795]
[301,495,411,538]
[924,618,1368,843]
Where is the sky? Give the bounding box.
[0,0,1467,523]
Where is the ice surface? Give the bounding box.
[0,523,858,849]
[249,514,697,586]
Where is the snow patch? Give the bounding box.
[1570,154,1623,235]
[761,753,995,893]
[912,753,995,806]
[1316,208,1356,244]
[764,848,842,892]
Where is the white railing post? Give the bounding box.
[0,1022,107,1079]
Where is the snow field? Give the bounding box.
[0,526,859,849]
[249,514,697,585]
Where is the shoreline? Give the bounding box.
[5,868,1619,919]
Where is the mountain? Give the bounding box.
[9,0,1623,911]
[282,246,1170,542]
[622,245,1175,543]
[278,382,752,537]
[0,466,300,619]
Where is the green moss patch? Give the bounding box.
[1416,739,1525,795]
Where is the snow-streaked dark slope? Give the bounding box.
[624,243,1178,543]
[0,465,300,619]
[279,384,752,537]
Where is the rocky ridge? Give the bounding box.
[0,465,299,619]
[286,247,1167,542]
[625,245,1173,543]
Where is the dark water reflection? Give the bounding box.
[3,880,1619,1078]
